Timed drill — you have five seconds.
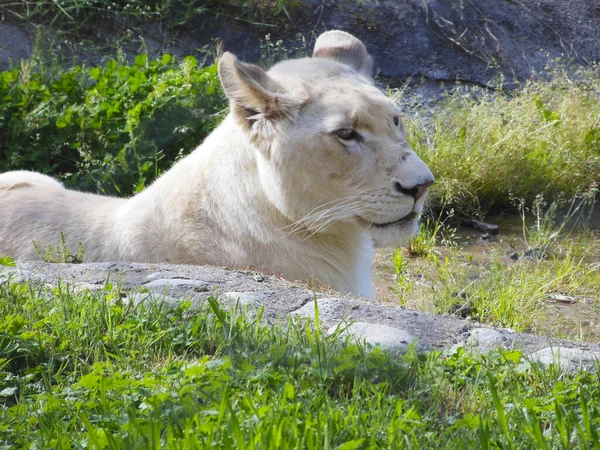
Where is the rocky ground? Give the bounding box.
[2,0,599,91]
[2,261,599,372]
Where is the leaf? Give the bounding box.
[89,67,101,80]
[450,413,479,430]
[184,363,206,377]
[501,349,522,363]
[335,438,365,450]
[135,54,148,67]
[161,54,172,65]
[117,66,130,79]
[183,55,198,67]
[284,382,294,400]
[0,255,15,267]
[206,358,227,369]
[56,115,69,128]
[105,60,118,72]
[585,127,600,152]
[78,373,100,389]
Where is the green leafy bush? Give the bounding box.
[0,54,225,195]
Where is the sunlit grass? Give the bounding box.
[395,66,600,218]
[1,275,599,448]
[383,205,600,339]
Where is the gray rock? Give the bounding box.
[5,0,598,95]
[123,292,185,309]
[144,278,209,294]
[292,297,344,321]
[185,0,599,90]
[222,292,266,307]
[467,328,505,352]
[2,261,598,368]
[329,321,416,351]
[528,347,600,371]
[0,266,38,284]
[0,24,32,70]
[548,294,576,304]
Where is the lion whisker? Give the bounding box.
[281,196,362,232]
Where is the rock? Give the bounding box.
[448,302,475,319]
[5,0,599,94]
[463,219,499,235]
[74,282,104,291]
[123,292,185,309]
[0,24,32,70]
[191,0,599,90]
[548,294,576,304]
[0,265,44,284]
[292,297,344,321]
[467,328,504,352]
[329,321,416,351]
[523,248,545,259]
[528,347,600,372]
[509,252,520,261]
[4,261,599,363]
[508,247,545,261]
[143,278,209,294]
[222,292,265,307]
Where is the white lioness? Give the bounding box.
[0,31,433,298]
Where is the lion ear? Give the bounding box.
[312,30,373,78]
[218,52,298,123]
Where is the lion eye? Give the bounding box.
[393,116,400,127]
[336,129,360,141]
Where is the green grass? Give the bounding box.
[395,66,600,218]
[0,275,599,449]
[382,197,600,339]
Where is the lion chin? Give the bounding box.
[0,30,434,300]
[368,217,420,249]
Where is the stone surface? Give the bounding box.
[2,261,599,369]
[528,347,600,372]
[222,292,266,307]
[3,0,598,92]
[144,278,210,294]
[173,0,599,90]
[0,267,33,284]
[123,292,185,309]
[329,321,415,351]
[0,23,32,70]
[467,328,505,352]
[192,0,598,90]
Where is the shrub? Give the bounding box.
[0,54,225,195]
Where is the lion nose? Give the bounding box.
[391,179,434,200]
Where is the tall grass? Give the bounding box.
[397,66,600,217]
[388,197,600,339]
[1,275,599,448]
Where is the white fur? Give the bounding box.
[0,31,434,299]
[0,171,64,189]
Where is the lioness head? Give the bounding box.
[218,30,434,247]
